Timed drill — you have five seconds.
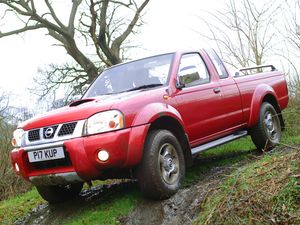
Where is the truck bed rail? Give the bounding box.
[235,64,277,77]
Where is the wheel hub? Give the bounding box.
[159,143,180,185]
[264,111,278,140]
[163,157,174,170]
[266,117,274,131]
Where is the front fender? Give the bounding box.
[248,84,279,127]
[124,103,185,167]
[131,103,185,127]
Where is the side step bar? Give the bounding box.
[191,130,248,156]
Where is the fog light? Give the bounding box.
[14,163,20,172]
[97,150,109,161]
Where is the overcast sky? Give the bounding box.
[0,0,225,108]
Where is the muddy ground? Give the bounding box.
[121,166,233,225]
[14,150,261,225]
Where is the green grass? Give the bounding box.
[201,136,255,157]
[184,136,255,186]
[64,188,141,225]
[0,188,44,225]
[282,133,300,145]
[281,106,300,137]
[193,105,300,224]
[273,175,300,222]
[195,136,300,225]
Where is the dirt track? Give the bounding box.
[15,150,259,225]
[122,166,233,225]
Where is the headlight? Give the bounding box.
[84,110,125,135]
[12,129,25,147]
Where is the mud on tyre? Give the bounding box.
[136,129,185,199]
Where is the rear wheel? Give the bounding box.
[136,130,185,199]
[250,102,282,151]
[36,182,83,204]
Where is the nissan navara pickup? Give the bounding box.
[11,49,289,203]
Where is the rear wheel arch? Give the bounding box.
[147,116,193,167]
[248,85,281,128]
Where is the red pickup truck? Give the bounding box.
[11,49,289,203]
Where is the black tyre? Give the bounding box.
[136,130,185,199]
[250,102,282,151]
[36,182,83,204]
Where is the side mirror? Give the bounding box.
[176,75,185,89]
[176,65,199,89]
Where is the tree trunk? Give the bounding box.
[65,39,99,82]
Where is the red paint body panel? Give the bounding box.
[20,100,111,130]
[233,72,289,127]
[10,49,289,185]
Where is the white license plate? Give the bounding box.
[28,147,65,163]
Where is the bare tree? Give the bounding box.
[282,0,300,55]
[0,0,150,98]
[0,90,9,122]
[280,0,300,100]
[195,0,283,69]
[0,91,31,199]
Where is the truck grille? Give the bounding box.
[27,121,78,143]
[58,122,77,136]
[28,129,40,142]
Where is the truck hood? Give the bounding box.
[20,91,146,130]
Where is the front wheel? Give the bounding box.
[136,130,185,199]
[250,102,282,151]
[36,182,83,204]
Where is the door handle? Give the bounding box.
[213,88,221,94]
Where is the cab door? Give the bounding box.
[205,49,244,131]
[174,53,224,145]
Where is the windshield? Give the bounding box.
[83,53,174,98]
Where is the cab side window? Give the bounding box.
[206,49,229,79]
[178,53,210,87]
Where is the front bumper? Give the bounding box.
[10,124,149,185]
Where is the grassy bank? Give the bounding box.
[0,188,44,225]
[195,104,300,224]
[196,142,300,224]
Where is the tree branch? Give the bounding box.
[110,0,149,56]
[1,0,150,102]
[68,0,83,36]
[44,0,67,30]
[0,24,44,38]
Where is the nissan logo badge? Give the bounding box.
[45,127,54,138]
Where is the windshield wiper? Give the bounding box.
[122,83,163,93]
